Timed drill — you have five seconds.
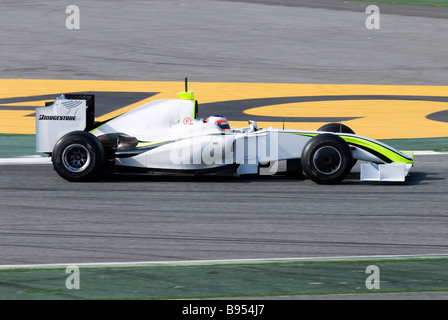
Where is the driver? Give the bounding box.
[205,115,231,132]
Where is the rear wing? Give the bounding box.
[36,94,95,153]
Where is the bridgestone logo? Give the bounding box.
[39,115,77,121]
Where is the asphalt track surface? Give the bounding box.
[1,154,447,265]
[1,0,448,300]
[1,0,447,84]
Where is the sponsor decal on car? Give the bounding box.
[38,115,77,121]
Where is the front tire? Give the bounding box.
[318,123,355,135]
[318,122,357,167]
[301,134,353,184]
[52,131,105,182]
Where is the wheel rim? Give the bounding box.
[312,146,342,175]
[62,144,91,172]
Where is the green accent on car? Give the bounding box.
[136,132,224,149]
[178,91,195,100]
[136,139,172,148]
[286,132,413,164]
[89,124,105,134]
[193,100,197,120]
[290,132,316,137]
[341,136,414,164]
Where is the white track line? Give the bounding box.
[413,151,448,155]
[1,253,448,270]
[0,156,51,165]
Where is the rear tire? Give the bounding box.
[301,134,353,184]
[52,131,105,182]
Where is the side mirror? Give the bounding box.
[248,120,258,132]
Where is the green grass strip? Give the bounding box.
[379,137,448,152]
[0,134,44,158]
[1,256,448,300]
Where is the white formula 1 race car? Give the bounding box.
[36,84,414,184]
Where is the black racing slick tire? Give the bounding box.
[318,123,355,135]
[318,122,357,167]
[52,131,105,182]
[301,134,353,184]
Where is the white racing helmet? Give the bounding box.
[206,115,230,131]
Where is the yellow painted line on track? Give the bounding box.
[0,79,447,139]
[244,100,448,139]
[0,110,38,134]
[0,100,49,107]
